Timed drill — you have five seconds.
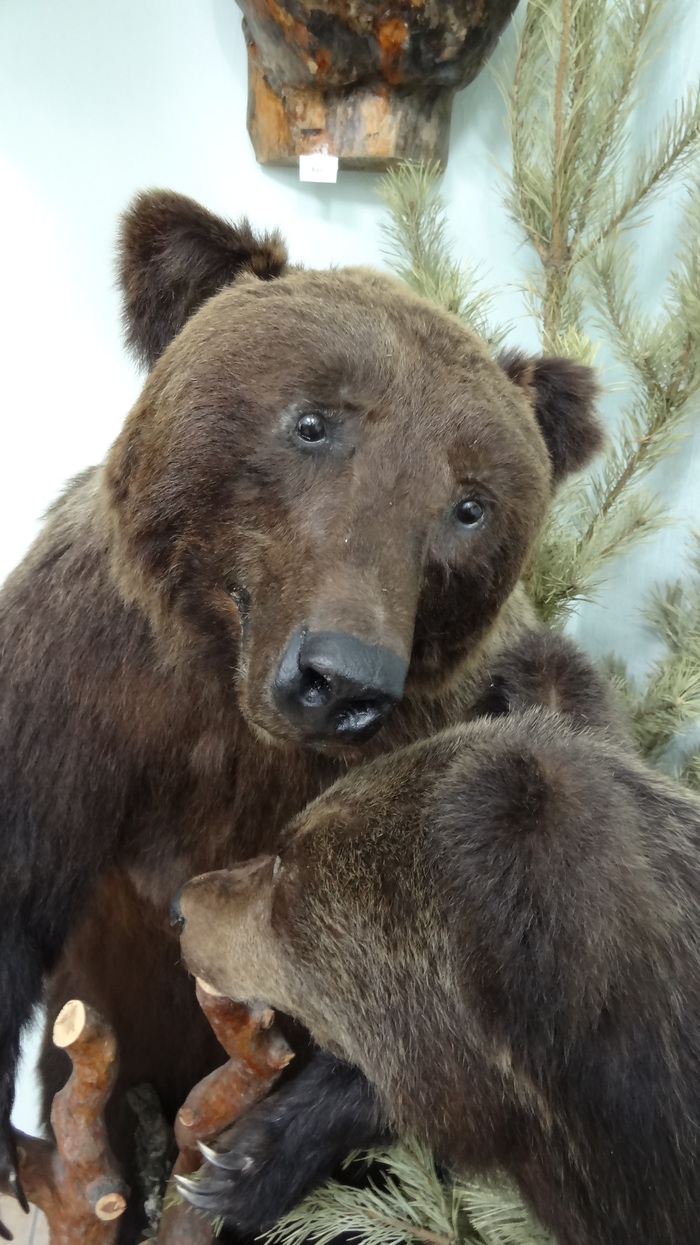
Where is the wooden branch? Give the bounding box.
[156,981,293,1243]
[1,988,292,1244]
[4,1000,128,1244]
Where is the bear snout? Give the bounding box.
[176,860,276,941]
[272,628,407,744]
[179,858,276,921]
[177,860,283,1005]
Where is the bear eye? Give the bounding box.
[296,412,327,443]
[455,498,485,527]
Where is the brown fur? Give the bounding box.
[0,190,601,1237]
[180,715,700,1245]
[119,190,287,370]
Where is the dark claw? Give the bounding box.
[174,1173,218,1215]
[173,1174,197,1197]
[178,1051,388,1236]
[194,1141,252,1174]
[196,1140,219,1164]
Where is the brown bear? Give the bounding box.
[0,189,603,1239]
[177,710,700,1245]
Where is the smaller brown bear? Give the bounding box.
[177,711,700,1245]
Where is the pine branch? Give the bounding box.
[378,164,508,351]
[527,482,666,625]
[550,0,572,264]
[577,84,700,262]
[601,537,700,760]
[571,0,658,249]
[456,1181,554,1245]
[529,163,700,620]
[679,752,700,792]
[263,1141,551,1245]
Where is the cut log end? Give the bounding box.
[94,1191,127,1221]
[53,999,87,1048]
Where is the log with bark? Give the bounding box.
[3,1000,128,1245]
[154,980,293,1244]
[1,984,291,1244]
[234,0,519,168]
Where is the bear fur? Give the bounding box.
[0,189,601,1238]
[178,703,700,1245]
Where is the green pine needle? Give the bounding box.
[263,1141,552,1245]
[378,163,509,352]
[603,535,700,761]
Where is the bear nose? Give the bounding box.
[272,629,407,743]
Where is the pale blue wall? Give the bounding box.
[1,0,698,1133]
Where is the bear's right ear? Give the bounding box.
[118,190,288,371]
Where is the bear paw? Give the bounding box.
[176,1051,387,1235]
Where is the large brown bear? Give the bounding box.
[0,190,602,1239]
[177,710,700,1245]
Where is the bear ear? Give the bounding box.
[118,189,288,371]
[498,350,603,483]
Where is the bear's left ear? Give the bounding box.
[498,350,603,483]
[118,189,288,371]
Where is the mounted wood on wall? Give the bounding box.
[235,0,518,169]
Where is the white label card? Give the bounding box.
[299,153,339,183]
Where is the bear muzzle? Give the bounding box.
[271,628,407,743]
[175,859,283,1003]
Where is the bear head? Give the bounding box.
[175,713,677,1173]
[104,190,601,751]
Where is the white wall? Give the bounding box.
[1,0,699,1132]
